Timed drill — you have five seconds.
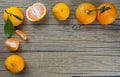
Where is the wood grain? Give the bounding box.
[1,52,120,77]
[0,0,120,77]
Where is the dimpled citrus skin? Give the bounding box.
[4,55,24,74]
[97,3,117,25]
[52,2,70,21]
[3,6,24,27]
[76,2,96,24]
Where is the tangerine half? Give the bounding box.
[26,3,46,22]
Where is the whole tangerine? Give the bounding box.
[4,55,25,74]
[3,6,24,27]
[76,2,96,24]
[52,2,70,21]
[97,3,117,25]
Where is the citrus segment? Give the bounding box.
[16,30,27,40]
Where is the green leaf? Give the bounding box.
[13,14,24,22]
[100,6,111,13]
[4,17,14,38]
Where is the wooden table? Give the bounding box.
[0,0,120,77]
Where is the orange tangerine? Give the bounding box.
[52,2,70,21]
[4,55,24,74]
[97,3,117,25]
[26,3,46,22]
[76,2,96,24]
[3,6,24,27]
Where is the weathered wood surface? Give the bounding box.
[0,0,120,77]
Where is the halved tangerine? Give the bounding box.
[26,3,46,22]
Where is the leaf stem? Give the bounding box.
[5,10,12,16]
[87,6,111,14]
[5,10,24,21]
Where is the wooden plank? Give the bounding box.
[12,70,120,77]
[0,3,120,25]
[0,71,12,77]
[0,24,120,52]
[1,52,120,76]
[0,0,120,7]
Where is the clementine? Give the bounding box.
[3,6,24,27]
[52,2,70,21]
[4,55,24,74]
[97,3,117,25]
[76,2,96,24]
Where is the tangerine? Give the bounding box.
[26,3,46,22]
[3,6,24,27]
[5,38,19,51]
[76,2,96,24]
[97,3,117,25]
[4,55,24,74]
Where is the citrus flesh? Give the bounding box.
[16,30,27,40]
[26,3,46,22]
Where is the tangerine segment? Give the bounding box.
[97,3,117,25]
[52,2,70,21]
[4,55,24,73]
[3,6,24,27]
[26,3,46,22]
[16,30,27,40]
[76,2,96,24]
[5,38,19,51]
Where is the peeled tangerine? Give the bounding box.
[5,38,19,51]
[26,3,46,22]
[4,55,24,74]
